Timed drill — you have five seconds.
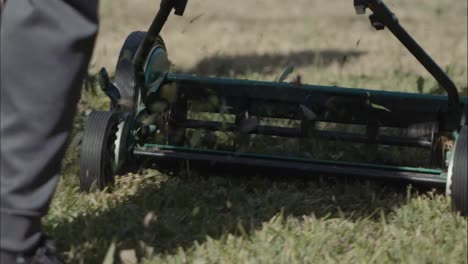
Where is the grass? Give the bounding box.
[46,0,467,263]
[46,163,467,263]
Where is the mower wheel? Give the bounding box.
[114,31,167,113]
[114,112,133,174]
[114,31,145,113]
[80,111,121,192]
[447,126,467,216]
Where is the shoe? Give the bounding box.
[1,237,62,264]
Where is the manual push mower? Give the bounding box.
[80,0,467,215]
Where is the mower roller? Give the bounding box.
[80,0,467,215]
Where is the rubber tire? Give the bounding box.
[80,111,119,192]
[114,31,166,113]
[451,126,467,216]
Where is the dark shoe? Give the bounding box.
[25,238,62,264]
[1,238,62,264]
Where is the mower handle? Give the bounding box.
[354,0,461,113]
[133,0,187,69]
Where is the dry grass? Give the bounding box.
[92,0,467,93]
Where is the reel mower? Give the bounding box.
[80,0,467,215]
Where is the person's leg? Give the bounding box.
[1,0,99,260]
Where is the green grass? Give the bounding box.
[47,158,467,263]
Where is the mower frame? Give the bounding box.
[80,0,467,214]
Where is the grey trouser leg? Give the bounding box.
[1,0,98,255]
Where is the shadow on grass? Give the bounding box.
[184,49,366,76]
[48,162,434,263]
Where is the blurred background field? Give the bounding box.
[91,0,467,92]
[47,0,467,263]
